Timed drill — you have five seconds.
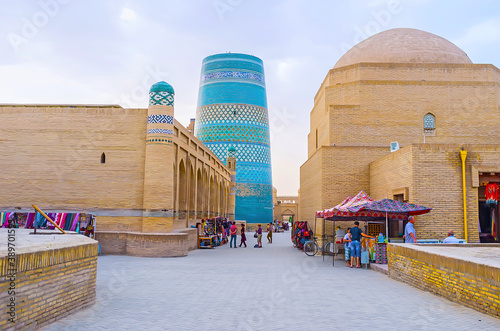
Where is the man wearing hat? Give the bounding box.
[442,230,460,243]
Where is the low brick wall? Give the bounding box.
[388,244,500,318]
[0,236,97,330]
[97,231,189,257]
[172,228,198,251]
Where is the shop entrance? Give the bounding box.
[478,173,499,243]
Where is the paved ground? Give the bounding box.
[45,233,500,331]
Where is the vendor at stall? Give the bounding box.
[349,221,375,268]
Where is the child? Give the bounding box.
[343,228,351,267]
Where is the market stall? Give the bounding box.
[197,217,229,248]
[315,191,432,266]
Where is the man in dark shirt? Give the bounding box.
[348,221,375,268]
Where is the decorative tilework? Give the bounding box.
[149,91,174,106]
[147,129,174,135]
[204,143,271,164]
[195,53,272,223]
[201,71,265,85]
[195,104,269,127]
[146,137,172,145]
[147,115,173,124]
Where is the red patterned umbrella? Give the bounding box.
[348,198,432,216]
[316,196,353,218]
[325,191,374,219]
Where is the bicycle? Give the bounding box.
[303,235,335,257]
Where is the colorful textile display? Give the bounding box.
[291,221,311,250]
[485,183,499,206]
[1,212,11,227]
[374,243,387,264]
[71,213,80,231]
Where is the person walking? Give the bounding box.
[229,222,238,248]
[349,221,375,268]
[404,216,418,243]
[239,224,247,247]
[442,230,460,243]
[255,224,263,248]
[267,222,273,243]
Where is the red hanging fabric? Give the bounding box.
[485,183,499,205]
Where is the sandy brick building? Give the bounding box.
[0,81,235,256]
[299,28,500,242]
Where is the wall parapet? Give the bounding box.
[97,231,190,257]
[388,243,500,318]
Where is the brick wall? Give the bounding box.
[299,149,322,222]
[370,145,413,200]
[97,231,189,257]
[0,241,97,330]
[0,106,147,211]
[388,243,500,319]
[97,216,142,232]
[323,63,500,152]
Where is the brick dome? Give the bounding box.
[334,28,472,69]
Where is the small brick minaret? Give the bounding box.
[142,81,175,232]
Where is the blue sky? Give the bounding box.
[1,0,499,195]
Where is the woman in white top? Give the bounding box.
[343,228,352,267]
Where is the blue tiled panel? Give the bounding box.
[197,83,267,108]
[235,183,273,223]
[195,53,273,223]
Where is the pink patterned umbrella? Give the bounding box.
[348,198,432,216]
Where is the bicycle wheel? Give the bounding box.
[304,241,318,256]
[323,241,335,256]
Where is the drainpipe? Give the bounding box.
[460,149,468,242]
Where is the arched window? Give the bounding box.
[423,113,435,133]
[101,153,106,164]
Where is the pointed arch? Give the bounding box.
[210,175,216,217]
[173,163,177,213]
[178,160,187,220]
[188,163,196,219]
[196,169,203,219]
[203,168,209,218]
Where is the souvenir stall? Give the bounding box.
[316,191,432,266]
[197,217,228,248]
[0,209,96,238]
[291,221,312,250]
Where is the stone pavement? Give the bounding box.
[45,233,500,331]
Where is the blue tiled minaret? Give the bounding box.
[194,53,273,224]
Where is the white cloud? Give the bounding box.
[120,8,137,21]
[455,19,500,46]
